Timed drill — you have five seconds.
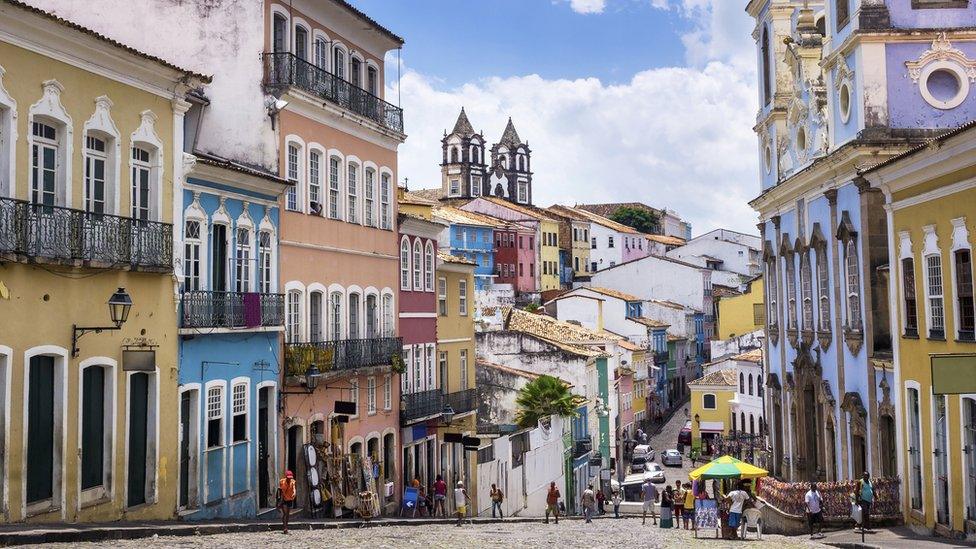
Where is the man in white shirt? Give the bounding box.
[723,481,753,539]
[805,482,824,539]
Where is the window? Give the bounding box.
[517,181,528,203]
[286,290,301,343]
[761,27,771,106]
[907,386,923,510]
[80,365,108,492]
[800,253,813,330]
[348,293,360,339]
[367,66,378,96]
[330,291,342,340]
[366,294,378,338]
[286,144,299,211]
[459,280,468,315]
[329,156,341,219]
[235,228,251,292]
[845,239,862,330]
[626,302,642,318]
[835,0,850,31]
[383,375,392,410]
[903,257,919,336]
[450,147,459,163]
[258,231,273,293]
[232,383,247,442]
[272,14,287,53]
[591,237,597,249]
[758,376,763,397]
[413,240,423,290]
[413,345,422,392]
[400,238,411,290]
[367,377,376,414]
[84,135,107,214]
[955,249,975,340]
[439,352,448,393]
[314,38,328,69]
[425,345,434,390]
[382,294,394,337]
[449,178,460,196]
[350,57,362,87]
[786,255,798,330]
[817,247,830,331]
[425,242,435,291]
[703,394,716,409]
[380,173,391,229]
[347,163,358,223]
[753,303,766,325]
[294,26,308,60]
[608,236,615,248]
[31,122,58,207]
[184,220,202,291]
[438,277,447,316]
[364,169,375,226]
[460,349,468,389]
[739,372,745,393]
[131,146,152,221]
[748,374,754,396]
[206,385,223,448]
[767,259,779,328]
[309,150,321,214]
[309,291,324,341]
[471,175,481,197]
[333,47,345,80]
[926,253,945,338]
[349,379,359,416]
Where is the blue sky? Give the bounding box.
[350,0,761,236]
[351,0,691,87]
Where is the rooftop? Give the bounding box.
[402,190,439,206]
[478,197,557,222]
[433,205,511,229]
[437,251,476,265]
[646,234,687,246]
[688,369,738,388]
[406,188,444,203]
[628,317,670,328]
[504,307,611,358]
[556,204,641,234]
[648,299,693,311]
[732,349,762,363]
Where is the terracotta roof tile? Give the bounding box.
[437,251,475,265]
[732,349,762,363]
[580,286,642,302]
[504,307,610,358]
[646,234,687,246]
[477,197,557,222]
[688,369,738,387]
[433,206,511,229]
[555,204,640,234]
[629,317,670,328]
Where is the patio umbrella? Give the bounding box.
[688,455,768,480]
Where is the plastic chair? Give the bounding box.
[740,508,762,540]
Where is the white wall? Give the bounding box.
[667,233,761,277]
[588,223,624,271]
[644,301,694,339]
[27,0,279,170]
[588,255,705,311]
[708,330,763,360]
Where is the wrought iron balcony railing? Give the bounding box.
[263,52,404,134]
[285,336,402,377]
[181,290,284,329]
[0,196,172,270]
[400,388,445,424]
[574,438,592,458]
[654,351,670,364]
[445,388,477,415]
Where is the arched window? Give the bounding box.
[380,173,392,230]
[329,291,342,340]
[328,156,341,220]
[364,168,375,226]
[285,142,301,211]
[425,241,435,291]
[761,27,771,106]
[314,37,328,69]
[801,252,813,329]
[741,412,746,434]
[836,0,850,31]
[272,14,287,53]
[739,372,745,394]
[413,239,423,290]
[450,147,459,163]
[234,227,252,292]
[333,46,346,80]
[294,25,308,60]
[83,132,113,214]
[365,294,378,338]
[286,289,302,343]
[471,146,479,164]
[309,290,324,341]
[130,145,156,221]
[308,150,321,214]
[382,294,394,336]
[366,66,378,95]
[817,245,831,332]
[258,230,273,293]
[844,239,862,330]
[757,375,763,397]
[347,162,358,223]
[184,219,203,291]
[518,155,525,171]
[748,373,754,396]
[749,414,755,435]
[348,292,360,339]
[350,57,362,87]
[400,237,411,290]
[703,393,716,410]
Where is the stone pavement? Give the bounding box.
[818,525,976,549]
[38,516,829,548]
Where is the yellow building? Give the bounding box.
[688,369,737,452]
[400,188,437,219]
[631,349,648,426]
[863,123,976,537]
[717,275,765,340]
[435,252,479,508]
[546,205,591,279]
[0,3,206,522]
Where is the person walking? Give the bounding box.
[612,490,622,519]
[660,486,674,528]
[433,475,448,517]
[581,484,596,523]
[682,482,696,529]
[723,481,754,540]
[672,481,684,529]
[641,477,659,525]
[490,483,505,518]
[454,481,469,527]
[545,482,561,524]
[805,482,825,539]
[855,471,874,533]
[596,488,606,515]
[276,470,297,534]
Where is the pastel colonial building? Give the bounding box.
[0,1,206,522]
[747,0,976,487]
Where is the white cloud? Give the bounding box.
[565,0,606,14]
[390,1,761,235]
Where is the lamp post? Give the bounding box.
[71,287,132,357]
[280,362,322,395]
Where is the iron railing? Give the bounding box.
[263,52,404,134]
[445,388,476,415]
[654,351,669,364]
[284,336,402,377]
[0,196,172,270]
[574,438,592,458]
[400,389,445,424]
[181,291,284,328]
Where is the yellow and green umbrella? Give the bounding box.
[689,455,768,480]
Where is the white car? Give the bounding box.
[645,463,666,484]
[661,449,683,466]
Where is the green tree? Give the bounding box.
[610,206,660,234]
[515,375,585,428]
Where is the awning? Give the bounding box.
[699,421,724,433]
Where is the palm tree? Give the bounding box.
[515,375,585,428]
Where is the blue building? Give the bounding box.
[176,155,290,518]
[432,206,502,291]
[558,249,573,288]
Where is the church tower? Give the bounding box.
[488,118,532,205]
[441,107,487,199]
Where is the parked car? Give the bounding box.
[645,462,667,483]
[661,449,683,466]
[630,455,648,473]
[678,421,692,446]
[632,444,655,462]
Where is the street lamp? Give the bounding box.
[441,405,456,426]
[72,287,133,357]
[280,362,322,395]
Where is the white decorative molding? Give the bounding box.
[922,224,939,256]
[83,96,122,214]
[258,205,276,235]
[898,230,913,260]
[906,34,976,84]
[29,79,73,207]
[835,57,854,91]
[0,65,16,199]
[906,33,975,110]
[211,195,231,226]
[131,110,163,149]
[950,217,969,252]
[236,201,254,230]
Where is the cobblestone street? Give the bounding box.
[646,404,698,483]
[47,519,829,548]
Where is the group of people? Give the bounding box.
[803,471,875,540]
[410,475,471,526]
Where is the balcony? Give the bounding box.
[0,197,172,271]
[400,389,445,424]
[263,52,404,134]
[181,290,284,329]
[573,438,592,459]
[654,351,670,364]
[445,388,477,415]
[285,336,402,378]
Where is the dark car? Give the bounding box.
[677,420,692,446]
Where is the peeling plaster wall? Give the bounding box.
[25,0,278,170]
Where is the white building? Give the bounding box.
[546,287,669,347]
[549,205,650,272]
[702,349,765,436]
[666,228,762,278]
[587,254,710,313]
